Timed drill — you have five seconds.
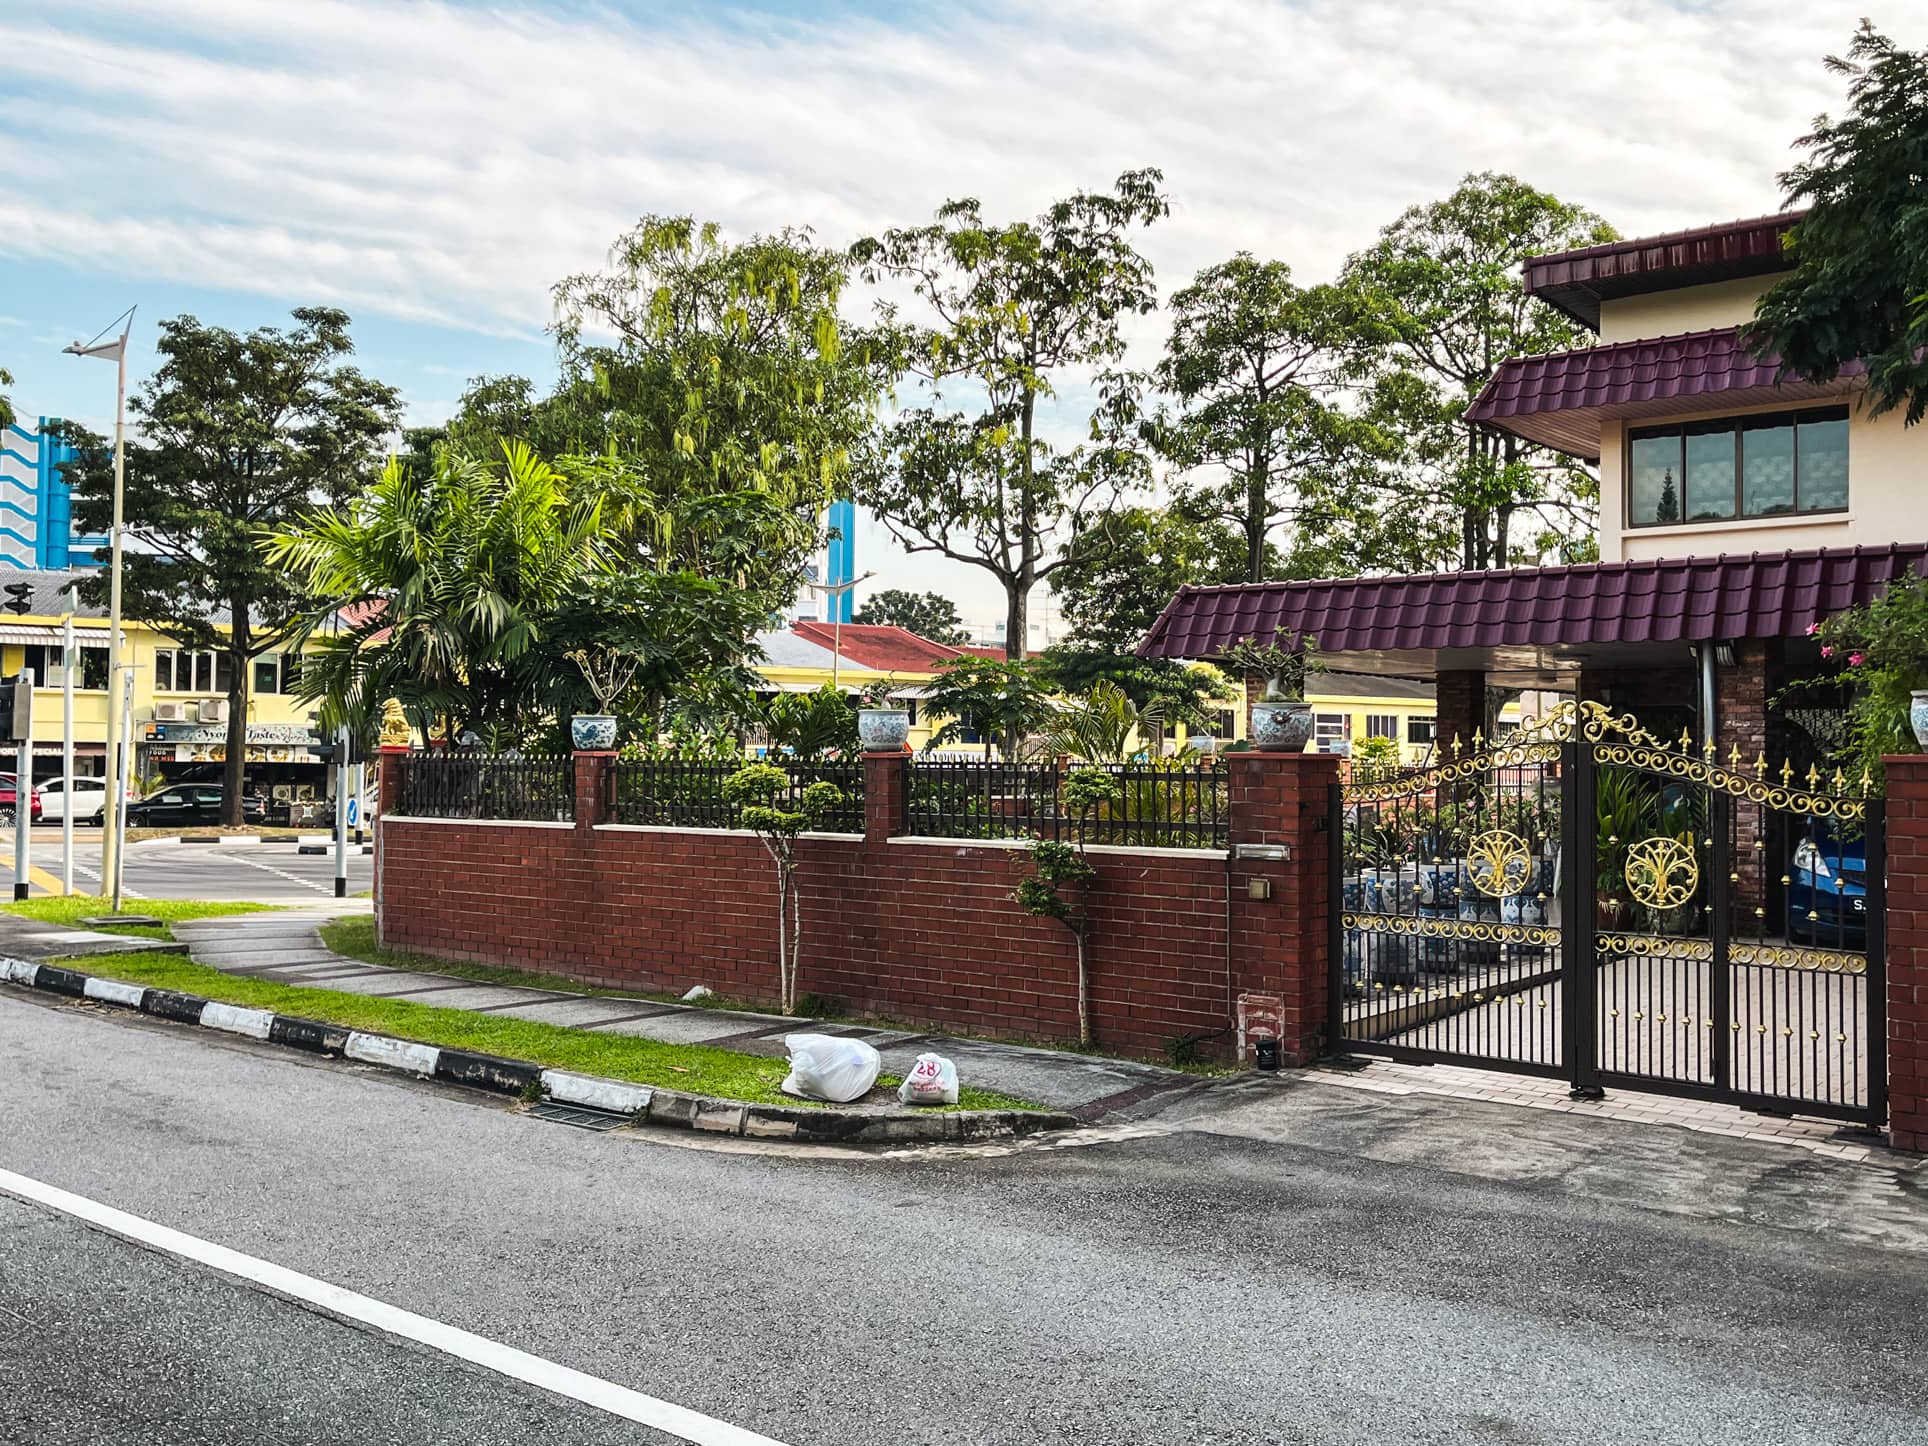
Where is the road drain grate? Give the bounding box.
[528,1102,631,1132]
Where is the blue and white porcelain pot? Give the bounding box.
[570,714,618,751]
[1911,690,1928,749]
[857,708,911,751]
[1251,700,1313,752]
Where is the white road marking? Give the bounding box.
[181,848,332,894]
[0,1166,791,1446]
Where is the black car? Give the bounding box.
[124,784,268,827]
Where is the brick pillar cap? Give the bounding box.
[377,744,412,754]
[573,749,619,758]
[862,748,911,759]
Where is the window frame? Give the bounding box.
[1365,713,1400,741]
[1625,404,1850,529]
[1407,715,1437,745]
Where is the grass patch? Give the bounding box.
[318,916,750,1010]
[7,896,277,943]
[61,949,1040,1113]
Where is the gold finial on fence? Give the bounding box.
[1451,734,1462,758]
[1779,758,1794,786]
[1471,727,1484,750]
[1702,736,1717,763]
[1678,726,1693,753]
[1830,767,1845,794]
[1729,744,1744,770]
[1754,751,1768,778]
[1805,763,1821,789]
[1861,768,1874,797]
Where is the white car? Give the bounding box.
[36,777,134,825]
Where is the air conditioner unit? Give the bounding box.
[153,702,190,723]
[197,698,229,723]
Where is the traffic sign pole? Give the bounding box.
[14,669,33,901]
[333,724,349,899]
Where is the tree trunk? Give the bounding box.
[1003,583,1025,663]
[1245,457,1267,583]
[774,859,790,1013]
[1074,926,1090,1046]
[789,867,802,1015]
[1494,502,1514,568]
[221,627,249,827]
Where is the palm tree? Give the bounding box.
[266,442,607,746]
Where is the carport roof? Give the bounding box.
[1136,544,1928,664]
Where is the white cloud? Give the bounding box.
[0,0,1903,618]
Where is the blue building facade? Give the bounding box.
[0,417,107,570]
[823,497,857,621]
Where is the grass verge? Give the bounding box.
[55,949,1040,1113]
[6,897,277,943]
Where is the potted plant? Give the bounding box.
[854,676,910,751]
[1221,630,1323,752]
[565,645,638,751]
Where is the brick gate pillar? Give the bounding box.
[863,749,909,847]
[373,746,408,934]
[1883,755,1928,1152]
[1435,669,1485,752]
[573,751,613,829]
[1226,750,1340,1066]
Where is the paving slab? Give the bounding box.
[355,983,550,1012]
[603,1008,792,1045]
[486,996,672,1029]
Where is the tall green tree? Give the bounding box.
[1750,24,1928,424]
[1342,174,1616,570]
[852,588,970,643]
[0,366,14,432]
[549,216,893,618]
[60,308,400,822]
[1050,502,1237,655]
[1155,254,1394,582]
[851,171,1169,658]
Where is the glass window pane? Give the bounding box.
[82,650,107,691]
[1742,422,1796,516]
[1798,416,1849,511]
[1685,429,1736,520]
[215,653,234,695]
[1629,434,1684,524]
[154,651,172,692]
[253,656,279,696]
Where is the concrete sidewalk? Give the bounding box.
[0,911,186,960]
[170,910,1202,1120]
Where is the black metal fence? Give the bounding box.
[903,761,1228,849]
[392,753,575,822]
[607,759,866,834]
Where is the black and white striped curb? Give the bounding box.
[0,958,1073,1143]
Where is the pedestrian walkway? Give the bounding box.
[0,911,183,960]
[1300,1054,1879,1162]
[171,909,1198,1120]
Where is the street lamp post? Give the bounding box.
[803,570,875,691]
[64,308,135,911]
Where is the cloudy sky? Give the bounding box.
[0,0,1910,629]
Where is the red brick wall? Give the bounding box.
[376,751,1337,1063]
[1885,756,1928,1152]
[1434,670,1484,753]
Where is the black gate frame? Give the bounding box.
[1329,704,1887,1127]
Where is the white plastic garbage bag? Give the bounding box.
[781,1033,881,1103]
[896,1052,959,1106]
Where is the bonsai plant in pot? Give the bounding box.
[854,677,910,751]
[565,645,638,751]
[1220,630,1323,752]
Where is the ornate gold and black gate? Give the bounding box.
[1329,703,1886,1126]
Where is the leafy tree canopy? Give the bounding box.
[1341,173,1616,570]
[0,365,14,432]
[851,170,1168,657]
[1154,254,1398,582]
[852,588,970,643]
[59,307,400,821]
[1750,23,1928,424]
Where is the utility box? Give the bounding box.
[1237,990,1285,1067]
[9,672,31,743]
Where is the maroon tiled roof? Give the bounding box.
[1137,545,1928,661]
[1466,327,1862,459]
[1526,212,1802,330]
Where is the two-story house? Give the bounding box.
[1137,209,1923,777]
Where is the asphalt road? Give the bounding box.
[19,837,374,902]
[3,990,1926,1444]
